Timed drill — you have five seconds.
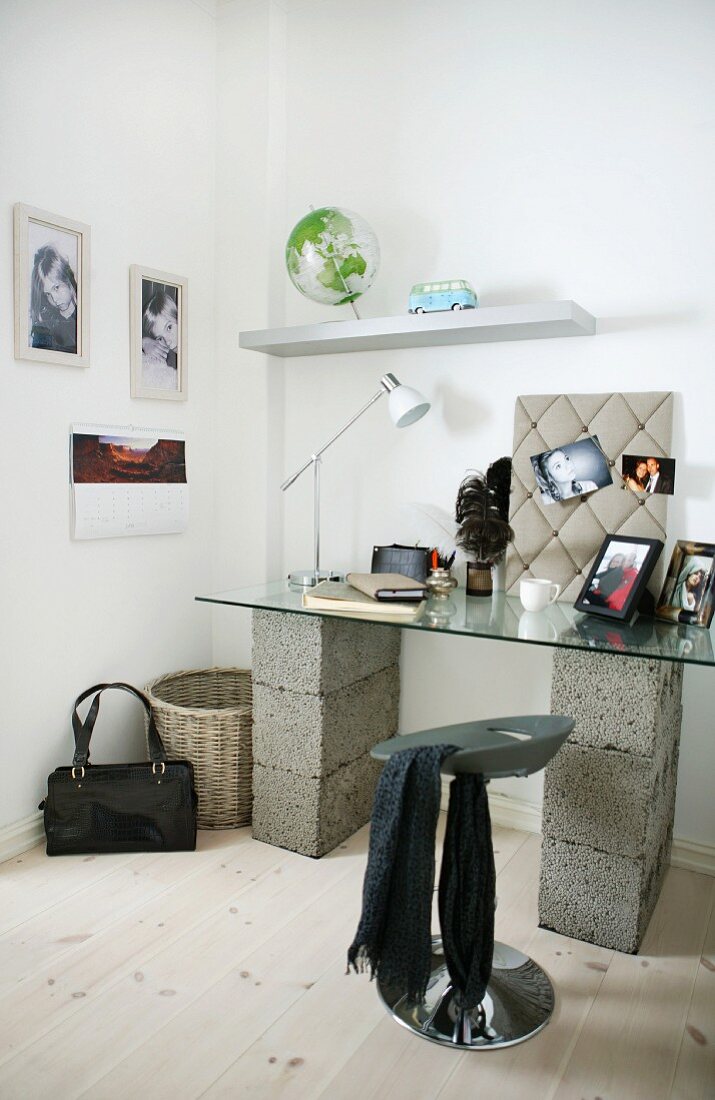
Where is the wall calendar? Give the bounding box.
[70,423,188,539]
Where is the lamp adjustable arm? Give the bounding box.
[279,372,428,586]
[280,374,399,492]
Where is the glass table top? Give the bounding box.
[196,581,715,668]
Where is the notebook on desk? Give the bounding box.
[347,572,427,602]
[302,580,423,617]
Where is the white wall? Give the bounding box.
[215,0,715,846]
[211,0,288,666]
[0,0,218,829]
[3,0,712,850]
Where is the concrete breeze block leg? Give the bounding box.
[251,610,400,857]
[539,649,683,952]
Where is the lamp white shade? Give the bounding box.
[388,383,431,428]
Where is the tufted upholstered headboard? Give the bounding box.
[505,392,673,602]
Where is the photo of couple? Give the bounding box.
[622,454,675,496]
[581,541,651,613]
[576,535,663,621]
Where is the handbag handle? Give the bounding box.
[71,682,167,768]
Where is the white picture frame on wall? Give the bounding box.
[130,264,188,401]
[14,203,91,367]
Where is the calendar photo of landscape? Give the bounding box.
[72,433,186,483]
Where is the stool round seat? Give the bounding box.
[370,713,574,1051]
[371,714,574,779]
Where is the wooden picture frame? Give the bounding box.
[130,265,188,401]
[656,541,715,628]
[574,535,663,622]
[14,203,90,366]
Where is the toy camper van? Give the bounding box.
[408,280,478,313]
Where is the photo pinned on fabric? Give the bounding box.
[530,435,613,505]
[130,265,188,401]
[621,454,676,496]
[574,535,663,622]
[656,541,715,628]
[14,204,90,366]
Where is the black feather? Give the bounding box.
[486,456,512,523]
[455,471,513,564]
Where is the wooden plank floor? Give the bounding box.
[0,824,712,1100]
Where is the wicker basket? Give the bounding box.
[144,667,253,830]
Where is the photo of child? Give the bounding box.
[27,223,79,354]
[130,265,187,401]
[14,204,90,366]
[141,283,179,391]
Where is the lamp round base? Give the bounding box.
[376,937,554,1050]
[287,569,343,589]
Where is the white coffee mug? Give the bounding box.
[519,577,561,612]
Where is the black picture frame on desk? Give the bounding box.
[574,535,663,622]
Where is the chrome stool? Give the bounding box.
[371,714,573,1051]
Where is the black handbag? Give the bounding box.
[41,682,197,856]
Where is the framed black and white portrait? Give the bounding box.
[130,265,188,401]
[575,535,663,621]
[656,541,715,628]
[14,204,90,366]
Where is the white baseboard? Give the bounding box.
[3,799,714,878]
[670,838,715,877]
[441,780,715,877]
[486,790,543,835]
[0,811,44,864]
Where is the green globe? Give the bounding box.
[285,207,380,307]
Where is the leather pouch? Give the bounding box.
[371,544,430,583]
[41,682,197,856]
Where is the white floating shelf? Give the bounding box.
[239,300,596,358]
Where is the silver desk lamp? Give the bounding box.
[281,372,431,588]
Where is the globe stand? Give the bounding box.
[329,255,361,320]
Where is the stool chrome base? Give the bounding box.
[377,937,554,1050]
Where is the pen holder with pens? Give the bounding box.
[425,568,458,600]
[466,561,493,598]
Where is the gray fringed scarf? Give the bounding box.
[347,745,495,1011]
